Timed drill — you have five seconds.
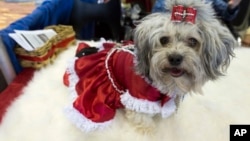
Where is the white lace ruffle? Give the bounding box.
[64,105,112,132]
[120,91,177,117]
[120,91,162,115]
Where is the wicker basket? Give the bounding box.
[15,25,76,68]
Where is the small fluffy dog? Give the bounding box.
[64,0,236,134]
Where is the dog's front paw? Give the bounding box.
[134,122,156,134]
[125,110,156,134]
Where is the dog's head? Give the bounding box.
[133,0,236,97]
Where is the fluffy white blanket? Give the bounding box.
[0,41,250,141]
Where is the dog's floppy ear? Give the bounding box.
[200,20,236,80]
[133,29,151,77]
[133,14,159,77]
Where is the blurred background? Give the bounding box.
[1,0,249,43]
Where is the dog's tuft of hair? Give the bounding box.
[133,0,236,97]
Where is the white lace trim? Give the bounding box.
[120,91,177,117]
[64,105,112,133]
[105,47,126,94]
[105,45,135,94]
[120,91,162,115]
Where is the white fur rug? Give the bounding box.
[0,41,250,141]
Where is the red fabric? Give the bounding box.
[64,43,123,122]
[0,68,35,123]
[64,42,170,123]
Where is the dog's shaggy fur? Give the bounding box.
[125,0,236,132]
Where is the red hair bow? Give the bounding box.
[171,5,197,24]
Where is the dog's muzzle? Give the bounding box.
[164,54,185,77]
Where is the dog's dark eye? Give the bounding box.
[160,36,170,45]
[187,38,198,47]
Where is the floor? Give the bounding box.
[0,1,35,29]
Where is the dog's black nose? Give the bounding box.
[168,54,183,66]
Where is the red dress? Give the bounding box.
[63,41,177,132]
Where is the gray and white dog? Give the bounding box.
[126,0,236,132]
